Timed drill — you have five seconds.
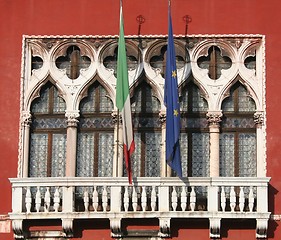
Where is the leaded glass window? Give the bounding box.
[130,81,161,177]
[76,81,114,177]
[220,82,256,177]
[29,81,67,177]
[180,80,209,177]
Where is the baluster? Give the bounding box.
[44,187,51,212]
[181,186,187,211]
[172,187,177,211]
[84,189,89,212]
[230,186,236,212]
[25,187,32,213]
[239,187,245,212]
[124,186,129,212]
[53,187,60,212]
[132,187,138,212]
[190,186,196,211]
[92,186,98,211]
[102,187,108,212]
[220,187,226,212]
[151,186,157,211]
[141,186,147,211]
[248,187,254,212]
[35,187,41,212]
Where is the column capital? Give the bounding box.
[159,110,166,124]
[65,111,79,127]
[21,111,32,127]
[254,111,264,127]
[206,111,223,126]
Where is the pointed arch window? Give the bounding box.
[130,81,161,177]
[29,81,67,177]
[76,81,114,177]
[220,82,256,177]
[179,79,209,177]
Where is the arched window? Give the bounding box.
[76,81,114,177]
[220,82,256,177]
[29,81,67,177]
[130,81,161,177]
[180,80,209,177]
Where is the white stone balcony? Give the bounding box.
[9,177,270,239]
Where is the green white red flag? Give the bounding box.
[116,4,135,184]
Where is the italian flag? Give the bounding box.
[116,5,135,184]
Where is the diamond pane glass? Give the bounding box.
[131,133,141,177]
[180,133,188,177]
[31,86,49,113]
[219,133,235,177]
[239,133,257,177]
[192,86,208,112]
[51,134,66,177]
[238,85,256,112]
[53,88,66,113]
[80,84,113,113]
[29,133,48,177]
[76,133,94,177]
[145,132,161,177]
[98,133,114,177]
[192,133,209,177]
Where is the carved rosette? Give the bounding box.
[21,111,32,127]
[65,112,79,127]
[254,111,264,127]
[206,112,223,126]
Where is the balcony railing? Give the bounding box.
[9,177,270,239]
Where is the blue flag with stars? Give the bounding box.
[164,4,182,177]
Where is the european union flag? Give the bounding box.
[164,4,182,177]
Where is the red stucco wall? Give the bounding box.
[1,0,281,239]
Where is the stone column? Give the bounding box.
[254,111,265,177]
[65,111,79,177]
[206,111,222,177]
[21,111,32,178]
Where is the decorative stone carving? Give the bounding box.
[206,111,222,126]
[254,111,264,127]
[209,218,221,239]
[159,110,166,124]
[62,218,73,238]
[110,218,122,238]
[159,218,171,237]
[12,219,23,239]
[256,218,268,239]
[21,111,32,127]
[65,111,79,127]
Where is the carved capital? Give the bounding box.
[21,111,32,127]
[110,218,122,238]
[111,111,121,124]
[209,218,221,239]
[62,218,73,238]
[159,110,166,124]
[206,111,222,126]
[254,111,264,127]
[65,111,79,127]
[159,218,170,237]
